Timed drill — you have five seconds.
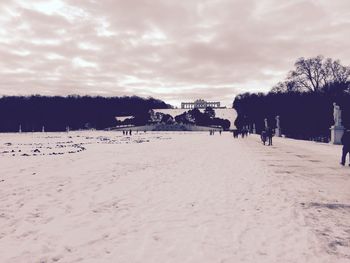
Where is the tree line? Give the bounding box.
[121,107,231,130]
[0,95,170,132]
[233,56,350,140]
[174,107,231,130]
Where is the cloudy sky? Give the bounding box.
[0,0,349,107]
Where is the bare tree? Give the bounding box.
[270,80,298,93]
[288,56,327,92]
[285,56,350,93]
[324,58,350,85]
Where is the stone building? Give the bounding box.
[181,99,222,109]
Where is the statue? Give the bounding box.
[264,118,268,129]
[333,103,342,127]
[275,115,281,137]
[331,103,345,144]
[275,116,280,129]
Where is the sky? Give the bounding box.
[0,0,349,107]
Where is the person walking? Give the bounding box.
[232,130,237,138]
[267,127,273,146]
[261,130,267,145]
[341,129,350,166]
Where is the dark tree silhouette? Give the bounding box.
[204,107,215,118]
[290,56,326,92]
[175,108,230,130]
[233,86,350,140]
[160,114,174,124]
[0,95,170,132]
[233,56,350,141]
[271,56,350,93]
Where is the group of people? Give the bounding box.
[122,130,132,136]
[232,126,272,145]
[260,127,274,146]
[232,128,249,138]
[209,130,222,136]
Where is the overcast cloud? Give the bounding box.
[0,0,349,106]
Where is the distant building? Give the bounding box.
[181,99,224,109]
[115,116,134,122]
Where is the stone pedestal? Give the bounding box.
[330,125,344,144]
[252,123,256,134]
[275,127,281,137]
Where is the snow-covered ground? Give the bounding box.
[0,131,349,263]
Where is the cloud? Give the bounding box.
[0,0,349,106]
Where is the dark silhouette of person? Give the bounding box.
[233,130,237,138]
[341,130,350,166]
[261,130,267,145]
[241,129,245,138]
[219,130,222,135]
[267,127,273,146]
[129,130,132,136]
[244,128,248,138]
